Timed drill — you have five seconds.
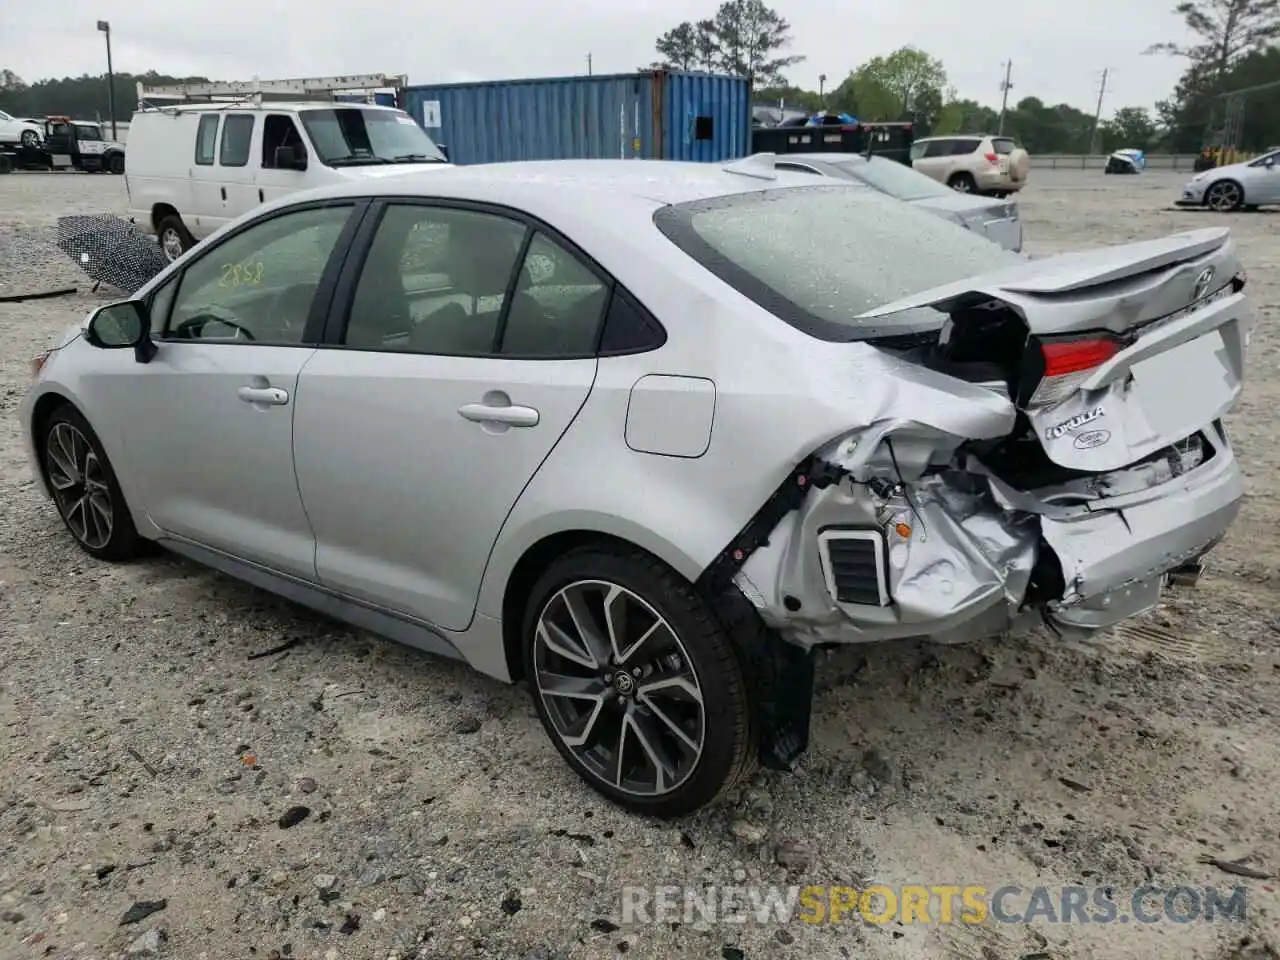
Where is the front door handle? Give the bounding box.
[457,402,539,427]
[238,385,289,405]
[220,186,227,201]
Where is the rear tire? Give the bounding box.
[947,172,976,193]
[522,544,756,818]
[20,129,39,148]
[107,152,125,175]
[157,214,194,262]
[40,404,144,562]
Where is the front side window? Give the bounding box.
[219,114,254,167]
[75,124,104,141]
[654,184,1022,341]
[195,114,219,165]
[300,108,447,167]
[908,141,928,161]
[262,114,306,168]
[165,204,353,344]
[344,204,526,354]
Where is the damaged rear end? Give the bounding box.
[732,226,1251,650]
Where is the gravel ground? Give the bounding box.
[1,169,1279,960]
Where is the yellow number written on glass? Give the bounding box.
[218,261,266,288]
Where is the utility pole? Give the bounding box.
[1090,68,1109,154]
[997,60,1013,134]
[97,20,116,140]
[586,53,592,76]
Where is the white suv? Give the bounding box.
[0,109,43,147]
[910,134,1031,196]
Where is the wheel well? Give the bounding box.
[151,203,179,231]
[948,171,975,183]
[29,392,74,489]
[500,530,659,683]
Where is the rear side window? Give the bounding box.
[949,139,981,155]
[195,114,219,165]
[992,138,1017,155]
[653,184,1022,342]
[219,114,254,167]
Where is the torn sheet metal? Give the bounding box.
[736,451,1040,649]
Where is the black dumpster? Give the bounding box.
[751,120,915,166]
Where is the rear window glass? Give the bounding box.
[950,139,981,155]
[992,138,1017,155]
[653,184,1022,341]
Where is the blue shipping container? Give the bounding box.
[400,71,749,165]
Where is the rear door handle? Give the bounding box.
[457,403,539,427]
[258,188,264,203]
[238,385,289,405]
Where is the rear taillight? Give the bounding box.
[985,151,999,165]
[1028,338,1122,407]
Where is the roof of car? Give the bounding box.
[301,159,831,208]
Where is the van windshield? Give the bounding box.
[300,108,447,166]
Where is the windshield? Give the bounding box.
[0,110,12,122]
[653,184,1023,341]
[300,108,447,166]
[830,156,955,201]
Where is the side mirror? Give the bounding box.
[274,145,307,170]
[1266,157,1275,168]
[86,300,157,363]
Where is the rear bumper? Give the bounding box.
[1041,426,1242,632]
[974,168,1025,193]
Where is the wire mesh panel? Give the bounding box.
[55,215,169,295]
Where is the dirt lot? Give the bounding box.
[1,169,1278,960]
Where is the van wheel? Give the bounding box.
[157,215,194,262]
[107,153,125,175]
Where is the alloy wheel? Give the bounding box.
[45,421,114,550]
[532,579,706,797]
[951,178,972,193]
[1206,182,1241,211]
[161,228,185,262]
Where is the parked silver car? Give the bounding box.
[20,158,1251,816]
[1177,147,1280,210]
[769,152,1023,251]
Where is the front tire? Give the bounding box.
[41,404,143,561]
[1205,180,1244,212]
[157,214,194,262]
[522,545,755,817]
[107,152,125,175]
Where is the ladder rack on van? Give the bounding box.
[135,74,406,110]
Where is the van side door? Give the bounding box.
[188,113,226,239]
[256,113,312,207]
[217,113,261,221]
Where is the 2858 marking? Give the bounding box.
[219,261,265,288]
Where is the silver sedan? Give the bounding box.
[20,158,1250,816]
[768,152,1024,251]
[1177,148,1280,210]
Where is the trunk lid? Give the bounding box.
[860,227,1251,473]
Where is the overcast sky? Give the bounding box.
[2,0,1195,116]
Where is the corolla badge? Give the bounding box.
[1045,406,1105,441]
[1192,266,1215,301]
[1074,429,1111,450]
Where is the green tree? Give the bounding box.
[655,23,699,70]
[1105,106,1158,147]
[1146,0,1280,86]
[842,47,948,125]
[753,84,824,112]
[0,69,211,122]
[652,0,804,86]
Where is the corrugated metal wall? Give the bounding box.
[658,72,751,163]
[401,71,749,165]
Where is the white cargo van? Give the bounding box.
[126,99,452,261]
